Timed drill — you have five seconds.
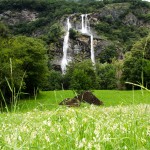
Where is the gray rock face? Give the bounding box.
[0,10,38,25]
[51,32,111,70]
[96,3,130,22]
[52,13,111,70]
[123,12,150,27]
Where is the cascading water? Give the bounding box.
[90,34,95,64]
[61,18,71,74]
[81,14,95,64]
[81,14,88,34]
[61,15,95,74]
[81,14,85,33]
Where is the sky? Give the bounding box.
[143,0,150,2]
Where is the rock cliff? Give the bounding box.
[0,2,149,71]
[0,10,38,25]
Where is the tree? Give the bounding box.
[0,35,49,101]
[99,45,119,63]
[45,23,63,44]
[122,35,150,89]
[64,60,98,93]
[96,63,117,89]
[46,70,63,91]
[0,22,9,37]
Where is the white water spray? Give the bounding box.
[90,34,95,64]
[81,14,95,64]
[81,14,88,34]
[61,18,71,74]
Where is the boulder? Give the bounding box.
[59,91,103,107]
[75,91,103,106]
[59,98,80,107]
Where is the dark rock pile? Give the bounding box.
[59,91,103,107]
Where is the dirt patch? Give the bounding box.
[59,91,103,107]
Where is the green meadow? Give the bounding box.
[0,90,150,150]
[17,90,150,112]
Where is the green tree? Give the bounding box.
[64,60,98,92]
[96,63,117,89]
[122,35,150,89]
[0,22,9,37]
[45,23,63,44]
[46,70,63,91]
[99,45,118,63]
[0,36,49,99]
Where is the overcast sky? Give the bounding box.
[143,0,150,2]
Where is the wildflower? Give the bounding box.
[45,135,50,142]
[18,136,22,141]
[103,134,111,142]
[31,131,37,140]
[43,120,51,126]
[5,135,11,145]
[87,142,92,149]
[123,145,128,150]
[83,118,88,123]
[78,141,84,149]
[147,126,150,136]
[69,118,76,125]
[94,129,100,138]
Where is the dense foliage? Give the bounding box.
[0,0,150,105]
[0,23,49,104]
[122,35,150,89]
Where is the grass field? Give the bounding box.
[17,90,150,112]
[0,90,150,149]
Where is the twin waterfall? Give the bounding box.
[61,14,95,74]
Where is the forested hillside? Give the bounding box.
[0,0,150,103]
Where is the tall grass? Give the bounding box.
[0,58,26,113]
[0,104,149,149]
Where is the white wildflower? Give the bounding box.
[94,129,99,138]
[67,130,71,135]
[78,141,84,149]
[31,131,37,140]
[45,135,50,142]
[147,126,150,136]
[18,136,22,141]
[71,126,75,132]
[103,134,110,142]
[69,118,76,125]
[5,135,11,145]
[123,145,128,150]
[82,138,86,143]
[83,118,88,123]
[43,120,47,125]
[120,126,127,133]
[87,142,92,149]
[43,120,51,126]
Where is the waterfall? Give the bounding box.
[61,18,71,74]
[81,14,88,34]
[81,14,95,65]
[81,14,85,33]
[90,34,95,64]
